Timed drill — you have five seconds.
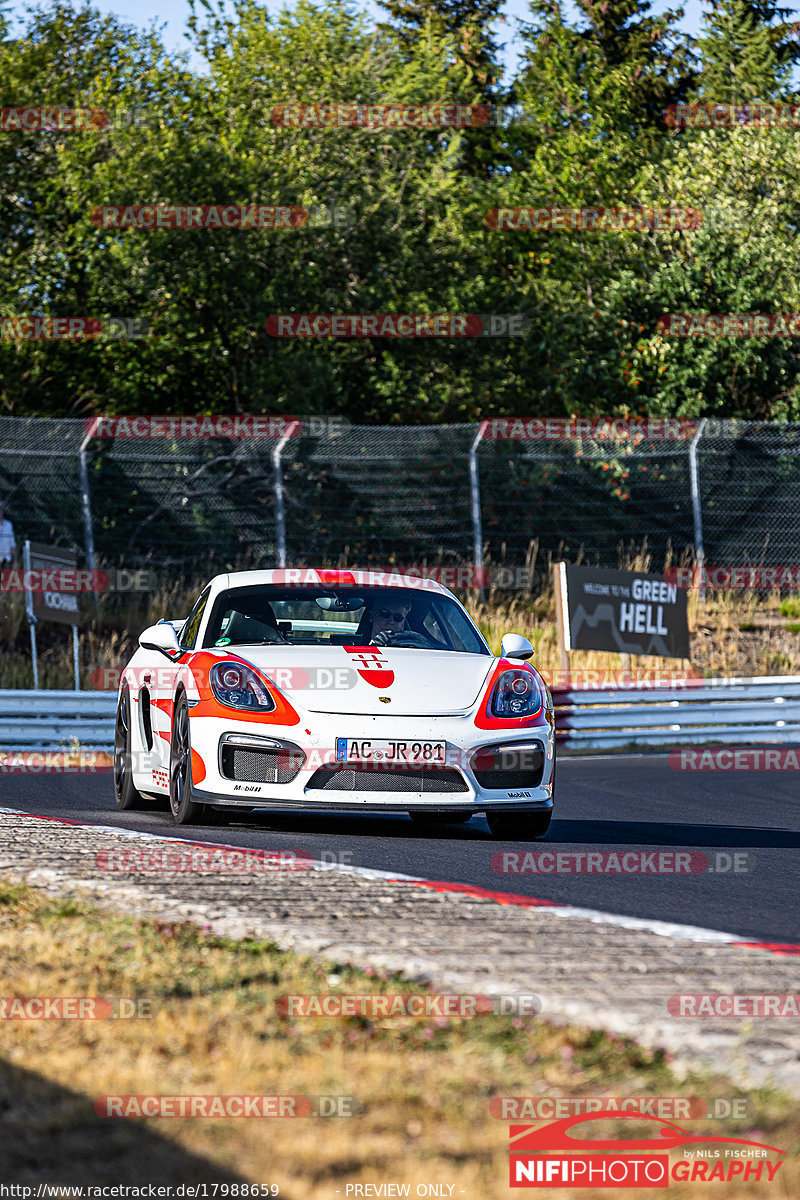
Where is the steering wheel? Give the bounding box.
[370,629,440,649]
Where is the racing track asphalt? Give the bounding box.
[1,753,798,944]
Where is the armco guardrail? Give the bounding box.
[0,690,116,751]
[551,675,800,751]
[1,678,800,755]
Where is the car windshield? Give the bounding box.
[202,585,490,654]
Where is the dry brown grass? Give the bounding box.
[0,881,797,1194]
[474,592,800,682]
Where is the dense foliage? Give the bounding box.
[1,0,799,422]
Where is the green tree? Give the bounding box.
[377,0,504,102]
[520,0,696,139]
[0,2,197,414]
[376,0,509,179]
[464,0,695,418]
[697,0,797,102]
[0,0,512,421]
[616,126,800,419]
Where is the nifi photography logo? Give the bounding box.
[508,1111,785,1188]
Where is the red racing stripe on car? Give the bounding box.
[190,748,207,785]
[186,650,301,725]
[473,658,547,730]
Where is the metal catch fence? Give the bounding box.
[0,417,799,586]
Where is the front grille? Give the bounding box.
[306,765,468,793]
[471,743,544,790]
[220,744,304,784]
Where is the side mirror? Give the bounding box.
[500,633,534,660]
[139,621,181,655]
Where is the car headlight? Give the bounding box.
[490,669,543,718]
[210,662,275,712]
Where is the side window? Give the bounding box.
[421,605,451,647]
[439,603,488,653]
[180,587,210,649]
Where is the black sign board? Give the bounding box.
[563,565,690,659]
[29,542,81,626]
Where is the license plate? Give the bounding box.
[336,738,446,765]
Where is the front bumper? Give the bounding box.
[187,711,555,814]
[192,787,553,815]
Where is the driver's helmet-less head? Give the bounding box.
[355,597,411,641]
[370,599,411,635]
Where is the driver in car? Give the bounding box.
[368,601,412,644]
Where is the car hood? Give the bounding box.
[234,644,496,715]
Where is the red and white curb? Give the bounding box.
[2,805,797,958]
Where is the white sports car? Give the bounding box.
[114,569,556,839]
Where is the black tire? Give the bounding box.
[168,691,205,825]
[409,812,472,825]
[113,685,148,810]
[486,809,552,841]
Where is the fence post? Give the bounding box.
[688,418,708,601]
[23,540,38,689]
[552,561,570,677]
[272,420,301,568]
[78,430,98,612]
[469,422,486,602]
